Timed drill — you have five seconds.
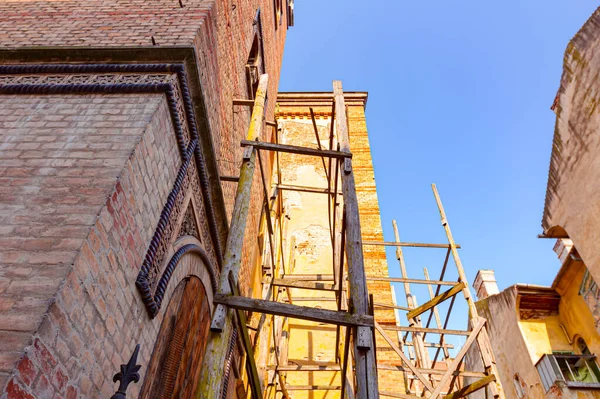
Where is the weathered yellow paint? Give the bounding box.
[518,316,572,363]
[514,259,600,398]
[259,94,404,398]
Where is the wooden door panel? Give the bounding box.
[141,275,211,399]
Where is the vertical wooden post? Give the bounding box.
[196,75,269,399]
[431,184,505,398]
[333,81,379,398]
[423,267,450,361]
[392,220,431,370]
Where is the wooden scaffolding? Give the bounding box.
[209,74,505,399]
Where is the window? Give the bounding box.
[273,0,283,28]
[513,374,525,398]
[246,10,265,99]
[536,354,600,392]
[580,269,598,298]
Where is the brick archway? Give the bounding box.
[140,275,211,398]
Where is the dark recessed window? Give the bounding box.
[246,10,266,99]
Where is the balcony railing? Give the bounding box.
[536,354,600,392]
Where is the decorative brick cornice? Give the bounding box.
[276,91,368,119]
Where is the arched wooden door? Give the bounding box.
[141,276,211,398]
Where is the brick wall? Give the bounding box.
[0,0,291,396]
[0,93,185,397]
[0,0,290,291]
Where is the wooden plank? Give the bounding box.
[432,184,504,398]
[233,98,255,106]
[379,391,421,399]
[380,325,471,336]
[340,326,351,399]
[268,364,342,371]
[283,385,341,391]
[310,107,330,182]
[424,268,451,360]
[392,220,430,370]
[241,140,351,159]
[363,241,461,249]
[366,277,456,286]
[271,278,336,291]
[373,302,410,311]
[442,375,496,399]
[374,321,434,393]
[283,297,336,302]
[228,273,264,399]
[281,274,335,281]
[219,175,239,182]
[406,283,466,320]
[400,341,454,349]
[277,183,341,195]
[334,80,378,398]
[377,365,486,378]
[199,74,268,399]
[213,295,374,327]
[429,318,486,398]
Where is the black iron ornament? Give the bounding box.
[111,344,141,399]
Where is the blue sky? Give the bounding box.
[279,1,598,297]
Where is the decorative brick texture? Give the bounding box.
[0,93,191,397]
[0,0,290,396]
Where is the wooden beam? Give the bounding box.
[374,321,434,393]
[219,175,239,182]
[378,391,421,399]
[429,318,486,398]
[377,365,486,378]
[276,183,341,195]
[392,220,431,371]
[271,278,336,291]
[228,273,264,398]
[268,364,342,371]
[406,283,465,320]
[442,375,496,399]
[199,74,268,399]
[400,341,454,349]
[241,140,351,159]
[424,268,451,360]
[283,385,341,391]
[281,274,335,281]
[366,277,456,286]
[363,241,461,249]
[213,295,374,327]
[380,325,471,336]
[432,184,504,398]
[310,107,330,182]
[233,98,255,106]
[283,297,336,302]
[334,80,378,398]
[373,302,410,311]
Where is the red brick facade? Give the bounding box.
[0,0,291,397]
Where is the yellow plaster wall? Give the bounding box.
[556,261,600,357]
[514,261,600,398]
[518,316,572,364]
[262,97,402,398]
